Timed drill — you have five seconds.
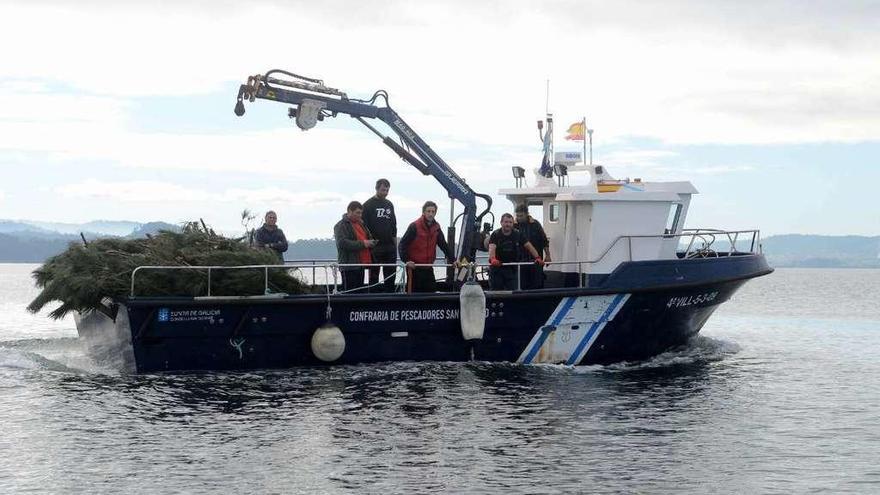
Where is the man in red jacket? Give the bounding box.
[398,201,455,292]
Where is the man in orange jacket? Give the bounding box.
[333,201,377,293]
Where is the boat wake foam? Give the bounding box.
[603,335,741,371]
[0,335,740,375]
[0,346,77,372]
[0,338,116,374]
[518,335,741,374]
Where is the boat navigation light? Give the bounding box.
[553,164,568,186]
[512,166,526,188]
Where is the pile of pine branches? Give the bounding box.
[28,222,312,319]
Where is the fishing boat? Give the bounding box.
[74,70,772,373]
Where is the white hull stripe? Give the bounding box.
[565,293,629,365]
[518,296,576,364]
[517,293,631,365]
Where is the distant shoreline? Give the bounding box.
[3,261,878,270]
[2,225,878,268]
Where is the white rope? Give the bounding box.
[334,267,401,294]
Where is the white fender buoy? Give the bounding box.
[311,324,346,362]
[459,281,486,341]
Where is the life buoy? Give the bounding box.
[311,324,345,362]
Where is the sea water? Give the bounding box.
[1,264,879,494]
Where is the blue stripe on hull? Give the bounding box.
[566,293,627,365]
[516,292,631,365]
[519,296,577,364]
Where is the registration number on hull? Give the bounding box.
[666,291,719,309]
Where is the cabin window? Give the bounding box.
[665,203,683,234]
[548,203,560,223]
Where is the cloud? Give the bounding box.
[3,1,880,238]
[689,164,756,175]
[45,178,455,238]
[224,187,347,206]
[0,88,540,184]
[29,1,876,50]
[601,150,679,168]
[0,89,128,125]
[54,180,367,206]
[55,179,215,202]
[2,2,878,146]
[0,79,52,94]
[0,114,411,177]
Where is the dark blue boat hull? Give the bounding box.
[78,254,771,373]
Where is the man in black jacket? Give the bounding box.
[254,211,288,262]
[488,213,543,290]
[515,204,551,288]
[363,178,398,292]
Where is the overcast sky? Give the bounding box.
[1,0,878,238]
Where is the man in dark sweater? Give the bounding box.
[363,178,398,292]
[253,210,288,262]
[488,213,543,290]
[515,204,551,289]
[398,201,454,293]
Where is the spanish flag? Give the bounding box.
[565,120,586,141]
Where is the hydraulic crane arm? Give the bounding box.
[234,70,492,262]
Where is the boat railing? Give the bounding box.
[536,229,761,278]
[676,228,761,258]
[129,229,760,297]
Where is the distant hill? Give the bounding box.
[762,234,880,268]
[128,222,181,238]
[0,219,181,262]
[0,232,79,263]
[1,219,878,267]
[0,221,54,235]
[1,219,155,237]
[288,238,337,260]
[23,220,142,236]
[282,235,880,267]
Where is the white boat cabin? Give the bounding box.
[499,153,697,286]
